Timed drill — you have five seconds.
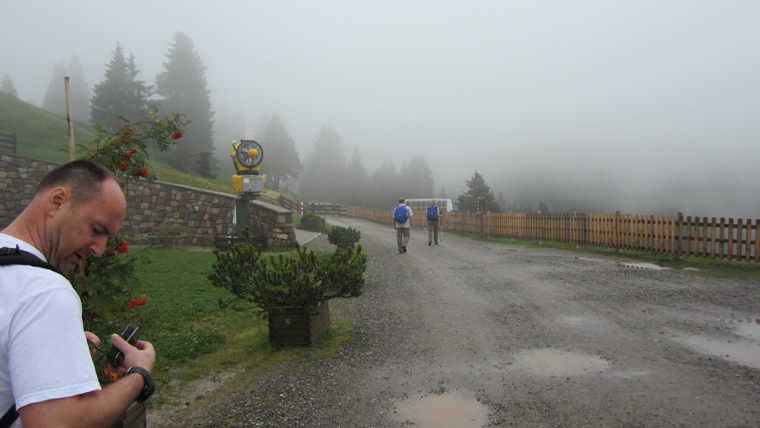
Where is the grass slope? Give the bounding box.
[0,92,93,163]
[0,93,248,195]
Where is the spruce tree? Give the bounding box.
[260,115,302,190]
[1,74,18,98]
[399,156,435,199]
[370,161,399,210]
[345,148,370,206]
[41,62,67,115]
[90,42,151,130]
[42,56,90,121]
[298,126,347,202]
[155,32,216,177]
[457,170,499,212]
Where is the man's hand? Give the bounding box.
[85,331,100,358]
[109,333,156,374]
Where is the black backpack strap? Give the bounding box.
[0,246,63,276]
[0,405,17,428]
[0,246,63,426]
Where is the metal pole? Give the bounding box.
[64,76,75,161]
[235,193,253,237]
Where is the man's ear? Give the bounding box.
[47,187,69,215]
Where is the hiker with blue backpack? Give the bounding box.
[426,201,442,246]
[393,197,413,254]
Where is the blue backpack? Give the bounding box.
[427,205,439,220]
[393,205,409,223]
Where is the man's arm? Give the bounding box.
[18,335,155,428]
[18,372,146,428]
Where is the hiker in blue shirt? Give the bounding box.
[426,201,442,245]
[393,197,413,254]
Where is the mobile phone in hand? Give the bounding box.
[106,324,140,367]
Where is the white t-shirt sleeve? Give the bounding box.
[9,273,100,409]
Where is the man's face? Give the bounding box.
[47,180,126,271]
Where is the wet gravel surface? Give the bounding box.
[154,218,760,427]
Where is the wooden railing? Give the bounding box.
[278,195,299,212]
[300,202,347,217]
[0,133,17,154]
[346,206,759,263]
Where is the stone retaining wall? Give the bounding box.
[0,154,295,248]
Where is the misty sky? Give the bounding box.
[2,0,759,218]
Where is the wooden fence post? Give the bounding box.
[675,212,683,258]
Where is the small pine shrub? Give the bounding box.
[327,226,361,245]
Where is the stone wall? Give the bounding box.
[0,154,295,247]
[0,155,58,227]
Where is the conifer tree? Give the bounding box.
[213,105,247,177]
[41,62,67,115]
[42,56,91,121]
[1,74,18,98]
[345,148,370,206]
[155,32,216,177]
[298,126,347,202]
[399,156,435,199]
[370,160,399,210]
[90,42,151,130]
[457,170,499,212]
[260,115,302,190]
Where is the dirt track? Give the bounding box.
[155,217,760,427]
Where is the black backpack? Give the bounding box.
[0,245,62,427]
[0,246,62,275]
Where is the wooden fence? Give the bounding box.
[346,206,759,263]
[0,133,16,154]
[301,202,347,217]
[278,195,299,212]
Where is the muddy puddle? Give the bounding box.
[672,317,760,369]
[512,348,611,376]
[618,262,670,270]
[394,390,488,427]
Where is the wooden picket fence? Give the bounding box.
[346,206,760,263]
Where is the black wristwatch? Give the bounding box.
[124,366,155,402]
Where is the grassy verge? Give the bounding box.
[470,234,760,279]
[130,248,357,409]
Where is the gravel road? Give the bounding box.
[155,217,760,427]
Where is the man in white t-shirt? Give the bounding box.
[0,160,155,427]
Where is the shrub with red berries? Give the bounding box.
[69,107,185,379]
[80,106,187,184]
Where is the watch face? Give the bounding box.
[236,140,263,168]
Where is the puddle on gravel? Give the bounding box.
[673,317,760,369]
[559,315,589,326]
[574,256,604,262]
[612,370,652,379]
[513,348,610,376]
[618,262,670,270]
[734,321,760,340]
[394,391,488,428]
[674,335,760,369]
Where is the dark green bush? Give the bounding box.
[327,226,361,245]
[208,244,367,314]
[299,213,326,232]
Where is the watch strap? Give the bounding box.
[124,366,155,402]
